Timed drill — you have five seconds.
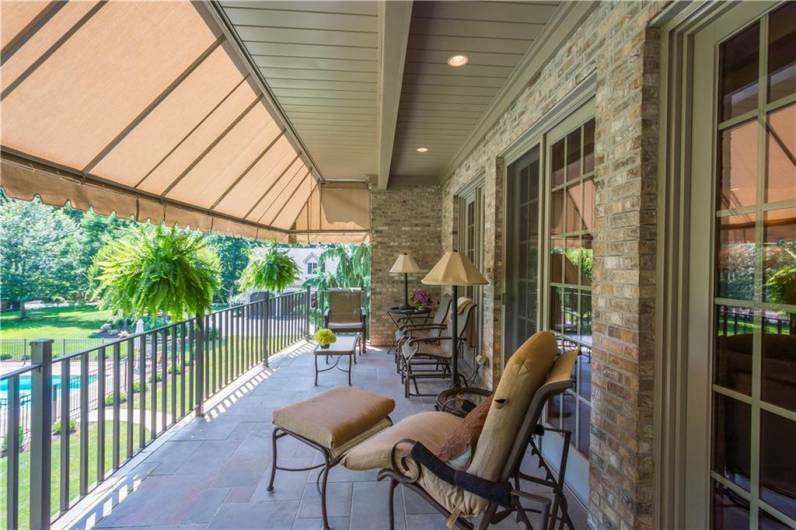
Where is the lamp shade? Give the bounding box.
[390,252,421,274]
[422,250,488,286]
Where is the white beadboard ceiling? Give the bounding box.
[215,1,564,185]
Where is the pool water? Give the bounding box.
[0,374,95,401]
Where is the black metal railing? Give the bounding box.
[1,290,311,530]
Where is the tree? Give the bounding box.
[90,226,220,321]
[0,197,85,318]
[206,234,253,304]
[238,245,299,293]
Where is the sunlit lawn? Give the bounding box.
[0,305,111,340]
[0,420,146,530]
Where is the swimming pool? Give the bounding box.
[0,374,96,401]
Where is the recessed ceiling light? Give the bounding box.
[416,147,429,153]
[447,54,469,67]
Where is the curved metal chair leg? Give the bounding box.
[267,428,279,491]
[388,478,397,530]
[320,458,332,530]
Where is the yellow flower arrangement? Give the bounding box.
[314,328,337,348]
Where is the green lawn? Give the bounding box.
[0,420,146,530]
[0,305,111,340]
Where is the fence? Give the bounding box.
[0,289,311,530]
[0,338,112,361]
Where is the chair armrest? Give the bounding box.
[399,323,446,332]
[408,442,512,507]
[436,387,492,417]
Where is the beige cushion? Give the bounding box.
[328,321,364,333]
[421,331,557,516]
[328,289,362,322]
[272,386,395,451]
[342,411,463,471]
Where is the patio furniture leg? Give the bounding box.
[388,478,397,530]
[267,428,280,492]
[314,353,319,386]
[320,454,332,530]
[348,353,352,386]
[477,502,498,530]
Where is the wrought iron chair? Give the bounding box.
[400,298,476,398]
[342,332,578,530]
[392,294,452,371]
[323,288,367,345]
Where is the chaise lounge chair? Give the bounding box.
[342,331,577,529]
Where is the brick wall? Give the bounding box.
[370,184,442,346]
[436,3,665,529]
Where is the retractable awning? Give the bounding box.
[0,0,369,242]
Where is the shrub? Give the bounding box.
[168,365,182,375]
[148,372,162,383]
[105,392,127,406]
[52,419,77,435]
[131,381,142,393]
[2,426,24,453]
[0,353,13,361]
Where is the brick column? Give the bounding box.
[589,20,661,530]
[370,184,442,346]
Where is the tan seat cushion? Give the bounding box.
[272,386,395,451]
[327,322,364,332]
[342,411,463,471]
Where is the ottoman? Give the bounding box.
[268,386,395,530]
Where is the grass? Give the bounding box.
[0,420,147,530]
[0,305,112,340]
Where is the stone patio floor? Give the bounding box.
[71,342,586,530]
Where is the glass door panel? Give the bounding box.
[701,4,796,528]
[505,145,541,357]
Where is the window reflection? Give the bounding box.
[767,1,796,103]
[551,189,565,235]
[562,287,578,338]
[759,510,792,530]
[566,182,583,233]
[763,208,796,306]
[761,309,795,412]
[578,347,592,399]
[561,392,576,439]
[583,120,595,174]
[552,139,565,187]
[581,235,593,287]
[717,213,756,301]
[566,129,581,181]
[719,23,759,121]
[583,178,595,231]
[712,393,751,491]
[765,105,796,204]
[719,120,758,209]
[759,410,796,520]
[714,305,753,396]
[712,481,750,529]
[580,291,592,344]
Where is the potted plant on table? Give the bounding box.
[412,289,433,309]
[314,328,337,349]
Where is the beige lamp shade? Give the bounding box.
[390,253,421,274]
[422,251,489,286]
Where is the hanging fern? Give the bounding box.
[90,225,220,320]
[238,245,299,293]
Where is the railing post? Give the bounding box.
[262,293,270,368]
[305,286,311,339]
[29,338,53,530]
[194,315,205,417]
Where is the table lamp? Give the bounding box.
[390,252,421,309]
[422,250,488,387]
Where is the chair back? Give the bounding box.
[465,332,558,483]
[500,348,577,482]
[451,298,475,340]
[327,288,362,323]
[432,294,452,325]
